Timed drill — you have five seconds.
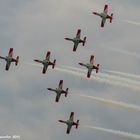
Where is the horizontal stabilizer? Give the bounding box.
[15,56,19,66]
[52,59,56,69]
[76,120,79,129]
[65,88,69,97]
[96,64,100,73]
[110,13,113,23]
[82,37,86,46]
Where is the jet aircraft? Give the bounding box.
[93,4,113,27]
[65,29,86,52]
[0,48,19,71]
[34,51,56,74]
[79,55,99,78]
[59,112,79,134]
[47,80,68,102]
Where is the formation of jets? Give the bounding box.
[0,4,113,134]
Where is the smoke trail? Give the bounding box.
[24,62,140,91]
[104,69,140,81]
[123,19,140,26]
[64,66,140,90]
[78,94,140,112]
[83,125,140,140]
[62,66,140,91]
[64,66,140,85]
[106,46,140,59]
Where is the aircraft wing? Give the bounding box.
[73,42,79,51]
[76,29,81,39]
[101,18,106,27]
[66,125,72,134]
[46,51,51,61]
[55,94,61,102]
[42,65,48,74]
[58,80,63,89]
[0,56,6,60]
[87,68,92,78]
[70,112,74,121]
[90,55,94,65]
[103,4,108,14]
[5,62,11,71]
[8,48,13,58]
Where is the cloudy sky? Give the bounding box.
[0,0,140,140]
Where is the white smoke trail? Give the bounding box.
[24,62,140,91]
[83,125,140,140]
[62,66,140,89]
[106,47,140,59]
[78,94,140,112]
[104,69,140,81]
[64,66,140,91]
[64,66,140,86]
[123,19,140,26]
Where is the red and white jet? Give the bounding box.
[65,29,86,52]
[79,55,99,78]
[47,80,68,102]
[0,48,19,71]
[59,112,79,134]
[93,4,113,27]
[34,51,56,74]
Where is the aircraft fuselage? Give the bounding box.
[42,59,49,66]
[100,12,108,18]
[73,37,80,43]
[55,88,62,94]
[86,63,93,69]
[66,119,73,126]
[6,56,12,62]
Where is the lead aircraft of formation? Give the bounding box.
[93,4,113,27]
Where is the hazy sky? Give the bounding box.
[0,0,140,140]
